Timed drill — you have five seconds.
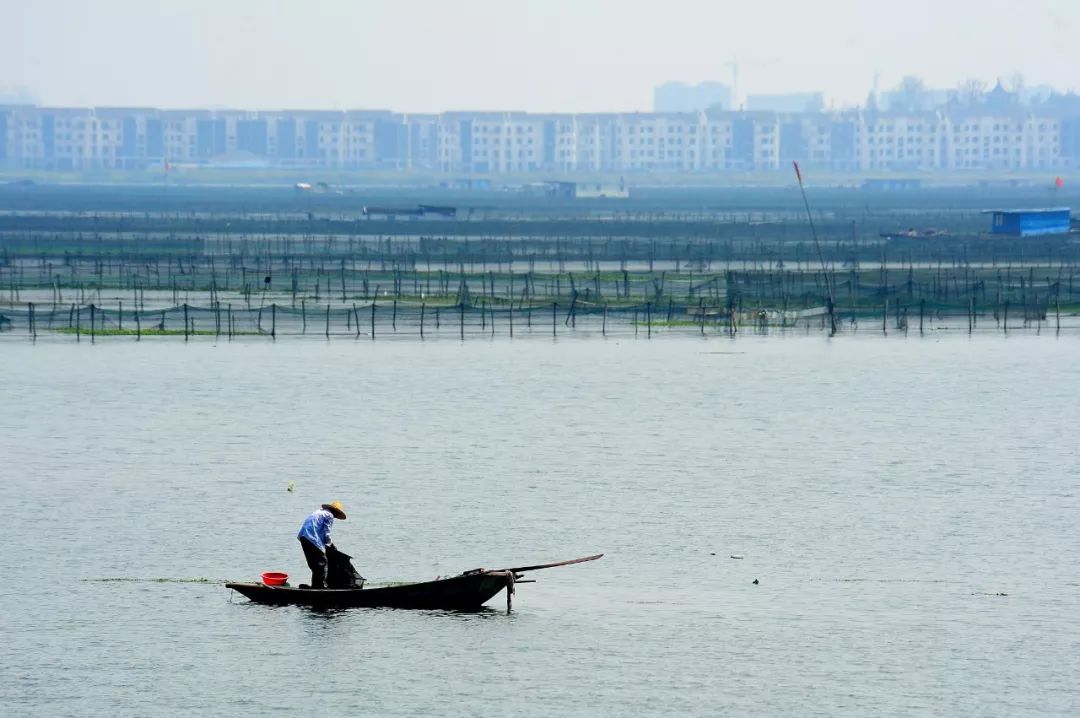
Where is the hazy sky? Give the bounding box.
[3,0,1078,111]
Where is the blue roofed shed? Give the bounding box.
[984,208,1071,237]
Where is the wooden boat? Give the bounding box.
[226,553,602,611]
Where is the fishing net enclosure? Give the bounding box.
[0,297,751,340]
[2,227,1078,340]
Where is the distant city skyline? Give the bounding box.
[3,0,1079,113]
[4,85,1078,175]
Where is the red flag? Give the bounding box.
[1055,176,1064,189]
[793,161,803,186]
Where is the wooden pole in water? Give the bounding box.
[602,303,608,336]
[301,299,307,334]
[362,303,368,339]
[135,308,141,340]
[552,302,557,337]
[28,302,35,339]
[1003,300,1009,333]
[508,302,513,337]
[90,303,96,343]
[919,299,925,334]
[647,301,652,338]
[392,299,397,331]
[76,305,81,342]
[118,300,123,331]
[420,302,425,337]
[968,296,974,334]
[793,162,836,335]
[271,303,276,339]
[881,299,887,335]
[227,303,233,340]
[183,303,189,341]
[460,302,465,340]
[325,304,330,339]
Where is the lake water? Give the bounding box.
[1,333,1078,716]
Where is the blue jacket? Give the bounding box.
[297,509,334,550]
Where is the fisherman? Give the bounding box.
[297,501,346,589]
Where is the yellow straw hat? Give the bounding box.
[321,501,347,520]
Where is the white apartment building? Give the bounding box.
[3,107,45,166]
[400,113,440,171]
[945,114,1059,170]
[752,116,780,169]
[704,117,733,169]
[855,113,943,170]
[461,113,545,173]
[611,113,720,172]
[552,114,619,173]
[1,104,1077,173]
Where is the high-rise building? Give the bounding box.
[745,93,825,113]
[653,82,732,113]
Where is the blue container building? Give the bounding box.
[984,208,1072,237]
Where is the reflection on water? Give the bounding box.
[287,604,506,620]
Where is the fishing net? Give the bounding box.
[326,545,365,589]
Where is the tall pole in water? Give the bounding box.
[793,161,837,335]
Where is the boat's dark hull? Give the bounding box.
[226,572,510,610]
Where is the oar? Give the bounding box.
[496,553,603,574]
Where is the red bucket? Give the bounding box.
[261,571,288,586]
